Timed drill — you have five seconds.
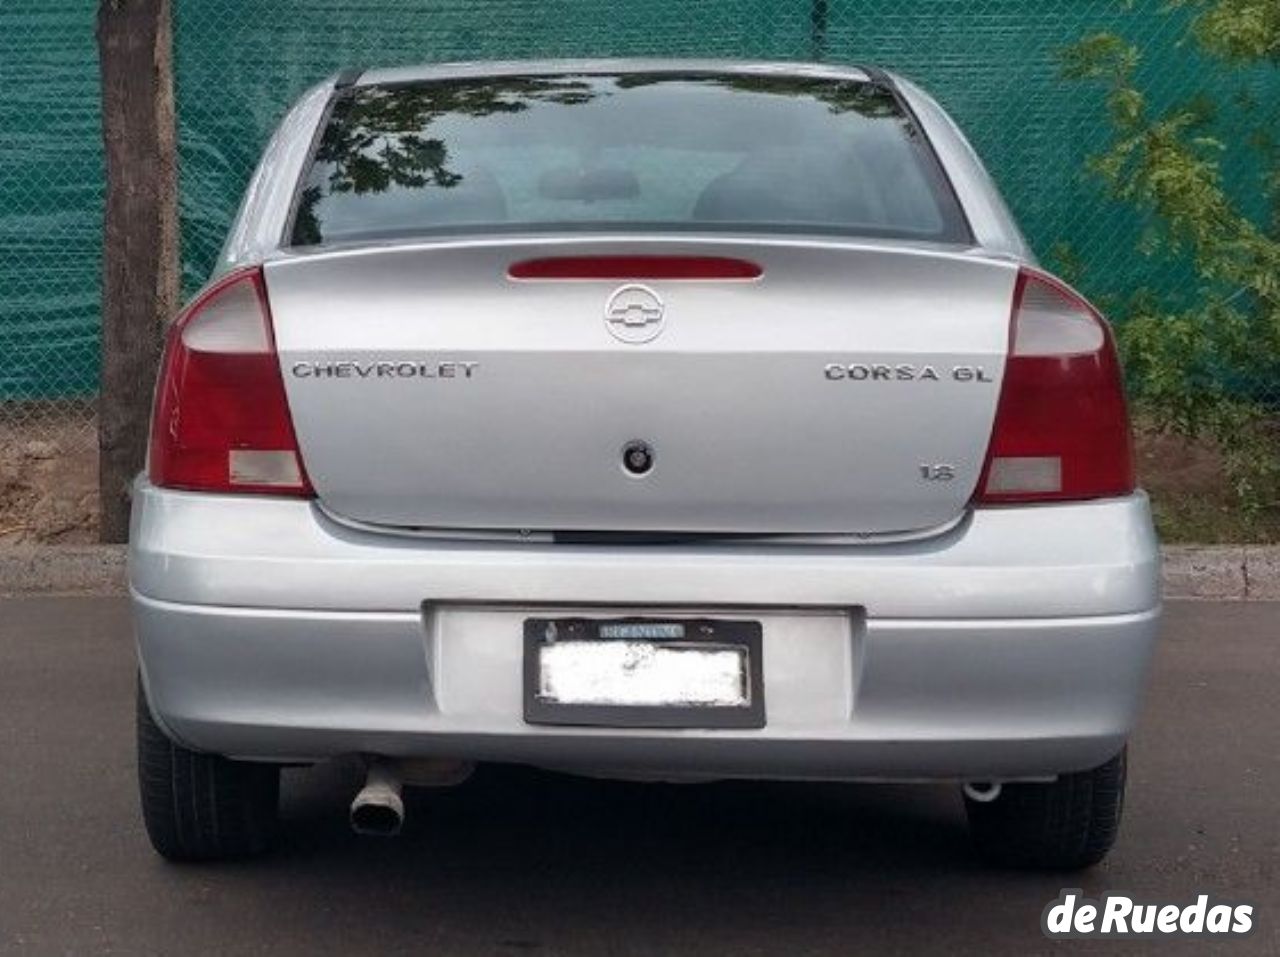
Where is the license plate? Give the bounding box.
[523,617,765,728]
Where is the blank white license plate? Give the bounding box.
[538,640,750,707]
[523,617,765,728]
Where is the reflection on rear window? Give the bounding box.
[290,73,971,246]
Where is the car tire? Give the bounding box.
[964,749,1126,870]
[136,680,280,861]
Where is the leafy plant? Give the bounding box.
[1062,1,1280,527]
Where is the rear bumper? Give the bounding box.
[130,482,1161,780]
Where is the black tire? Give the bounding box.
[964,749,1126,870]
[136,681,280,861]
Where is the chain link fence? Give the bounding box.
[1,3,102,540]
[2,1,1277,541]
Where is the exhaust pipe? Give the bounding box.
[350,759,405,837]
[963,781,1003,804]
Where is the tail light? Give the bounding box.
[149,267,312,496]
[976,267,1134,504]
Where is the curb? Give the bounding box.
[1162,545,1280,602]
[1,544,1278,601]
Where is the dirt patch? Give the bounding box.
[0,409,99,545]
[1134,423,1280,544]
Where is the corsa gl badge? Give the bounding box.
[604,284,665,344]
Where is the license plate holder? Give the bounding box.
[523,617,765,729]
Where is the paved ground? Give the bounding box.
[0,598,1275,956]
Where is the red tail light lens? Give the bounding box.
[977,268,1134,504]
[149,268,312,496]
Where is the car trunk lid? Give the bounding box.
[264,237,1017,535]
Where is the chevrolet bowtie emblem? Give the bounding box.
[608,302,663,327]
[604,284,666,344]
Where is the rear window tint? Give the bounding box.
[290,73,971,246]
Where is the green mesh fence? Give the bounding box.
[0,2,101,430]
[2,0,1278,437]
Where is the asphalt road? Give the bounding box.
[0,598,1276,956]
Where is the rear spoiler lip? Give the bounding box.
[353,57,879,88]
[335,61,896,94]
[260,232,1000,271]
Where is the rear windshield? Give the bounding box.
[290,72,971,247]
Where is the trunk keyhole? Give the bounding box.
[622,441,655,476]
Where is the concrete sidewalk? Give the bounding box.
[1,543,1278,600]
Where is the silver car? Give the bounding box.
[131,60,1160,867]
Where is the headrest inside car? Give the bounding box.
[537,167,641,203]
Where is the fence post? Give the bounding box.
[96,0,179,543]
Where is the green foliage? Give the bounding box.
[1064,1,1280,528]
[1175,0,1280,64]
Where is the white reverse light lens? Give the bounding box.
[229,449,303,487]
[1013,279,1105,357]
[985,456,1062,495]
[179,278,272,353]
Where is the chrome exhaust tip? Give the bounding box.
[350,759,405,837]
[963,781,1004,804]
